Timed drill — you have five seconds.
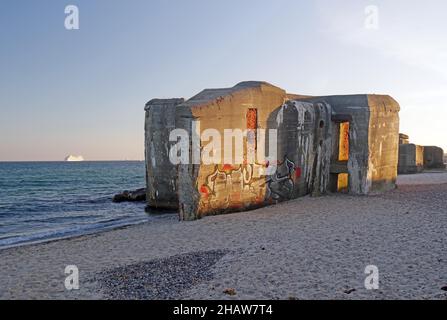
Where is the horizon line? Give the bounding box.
[0,160,145,163]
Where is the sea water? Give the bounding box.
[0,161,150,249]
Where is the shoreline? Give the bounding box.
[1,172,446,300]
[2,171,445,252]
[0,217,154,252]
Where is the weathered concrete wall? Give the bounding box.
[177,82,290,220]
[145,98,184,210]
[268,100,332,198]
[366,95,400,192]
[398,144,424,174]
[302,95,370,194]
[423,146,446,169]
[299,94,400,194]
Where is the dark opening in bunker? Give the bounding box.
[247,108,258,153]
[329,120,351,193]
[337,122,350,192]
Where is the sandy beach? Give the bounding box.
[0,172,446,300]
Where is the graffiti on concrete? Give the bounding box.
[199,157,302,211]
[266,157,298,201]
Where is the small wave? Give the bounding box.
[19,214,95,224]
[0,216,150,250]
[78,197,112,204]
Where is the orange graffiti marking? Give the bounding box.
[200,185,210,197]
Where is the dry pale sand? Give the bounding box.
[1,172,446,300]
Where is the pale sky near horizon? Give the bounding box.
[1,0,446,161]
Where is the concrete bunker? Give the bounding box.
[145,81,401,220]
[398,144,424,174]
[424,146,446,169]
[144,98,184,209]
[397,134,445,173]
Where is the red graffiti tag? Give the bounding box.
[200,185,210,197]
[295,167,302,179]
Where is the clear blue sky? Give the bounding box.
[1,0,446,161]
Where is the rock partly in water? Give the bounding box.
[113,188,146,203]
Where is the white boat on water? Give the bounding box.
[64,155,84,162]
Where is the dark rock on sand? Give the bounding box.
[113,188,146,203]
[223,288,237,296]
[343,288,356,294]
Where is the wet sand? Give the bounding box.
[1,172,446,300]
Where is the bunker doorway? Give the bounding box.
[329,115,352,193]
